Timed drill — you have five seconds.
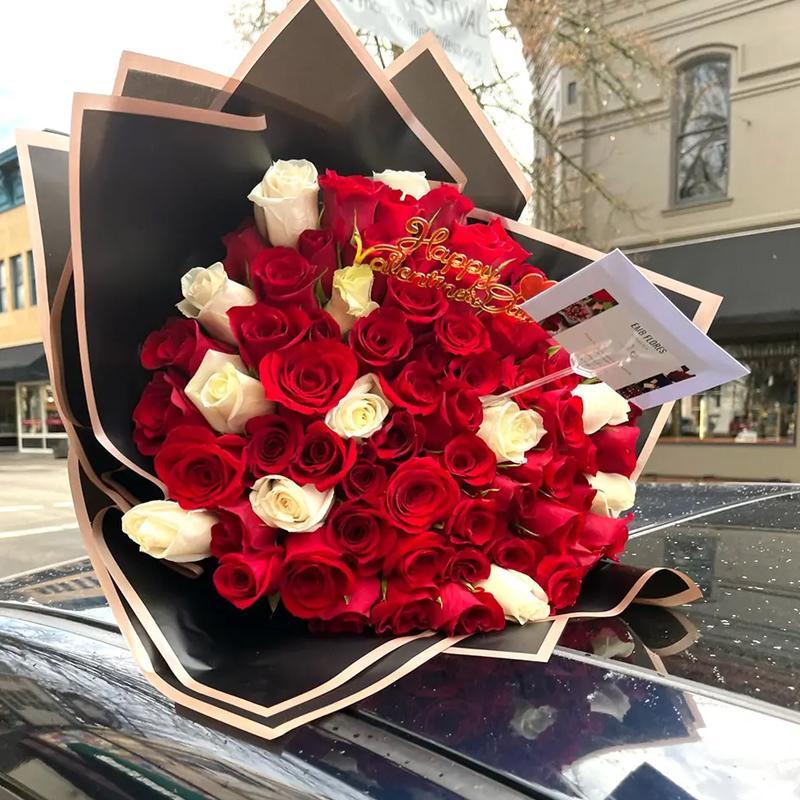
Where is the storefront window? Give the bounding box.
[18,384,43,435]
[0,387,16,447]
[17,383,66,450]
[44,387,65,433]
[661,340,798,444]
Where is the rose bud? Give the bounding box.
[185,350,274,434]
[571,382,631,434]
[121,501,216,562]
[372,169,430,199]
[586,471,636,517]
[477,400,546,464]
[177,262,255,344]
[324,265,379,334]
[249,474,334,533]
[248,159,319,248]
[476,565,551,624]
[325,373,391,440]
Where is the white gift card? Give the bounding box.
[520,249,749,409]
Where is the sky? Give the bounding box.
[0,1,247,151]
[1,0,530,163]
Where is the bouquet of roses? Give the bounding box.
[125,159,640,638]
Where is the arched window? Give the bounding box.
[674,56,730,204]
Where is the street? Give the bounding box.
[0,453,82,579]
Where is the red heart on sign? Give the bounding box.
[519,273,557,300]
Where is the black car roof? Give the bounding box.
[2,481,800,798]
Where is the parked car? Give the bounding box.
[1,482,799,799]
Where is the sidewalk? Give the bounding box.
[0,452,81,579]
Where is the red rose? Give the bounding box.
[542,455,577,501]
[385,280,448,325]
[448,351,502,395]
[592,424,639,477]
[445,547,491,583]
[210,500,277,557]
[222,221,269,283]
[213,548,283,610]
[564,479,598,512]
[133,371,205,456]
[249,247,322,309]
[579,512,631,560]
[537,390,587,454]
[244,413,303,476]
[489,474,523,512]
[384,532,451,590]
[320,170,387,244]
[535,554,587,611]
[384,456,460,532]
[487,535,546,576]
[380,361,443,416]
[433,583,505,635]
[419,185,473,229]
[445,498,505,547]
[305,306,342,341]
[140,318,227,376]
[363,189,420,248]
[260,340,358,414]
[323,499,396,575]
[228,304,309,368]
[350,307,414,369]
[423,382,483,449]
[507,449,551,491]
[442,433,496,488]
[434,310,490,355]
[486,315,551,360]
[371,581,439,635]
[289,421,357,491]
[280,532,355,619]
[341,448,388,500]
[154,425,246,509]
[371,409,423,461]
[309,576,380,633]
[517,496,584,549]
[448,217,529,271]
[297,228,338,294]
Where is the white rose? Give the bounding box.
[476,565,550,624]
[185,350,274,434]
[572,382,630,434]
[587,471,636,517]
[373,169,430,199]
[324,264,379,334]
[248,159,319,248]
[477,400,546,464]
[176,262,256,344]
[325,373,390,439]
[121,501,216,562]
[250,474,334,532]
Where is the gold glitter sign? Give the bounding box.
[356,216,531,322]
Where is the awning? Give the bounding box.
[0,342,49,383]
[627,225,800,338]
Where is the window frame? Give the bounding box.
[0,261,7,313]
[10,254,24,310]
[670,53,732,209]
[26,251,36,307]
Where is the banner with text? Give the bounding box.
[333,0,493,83]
